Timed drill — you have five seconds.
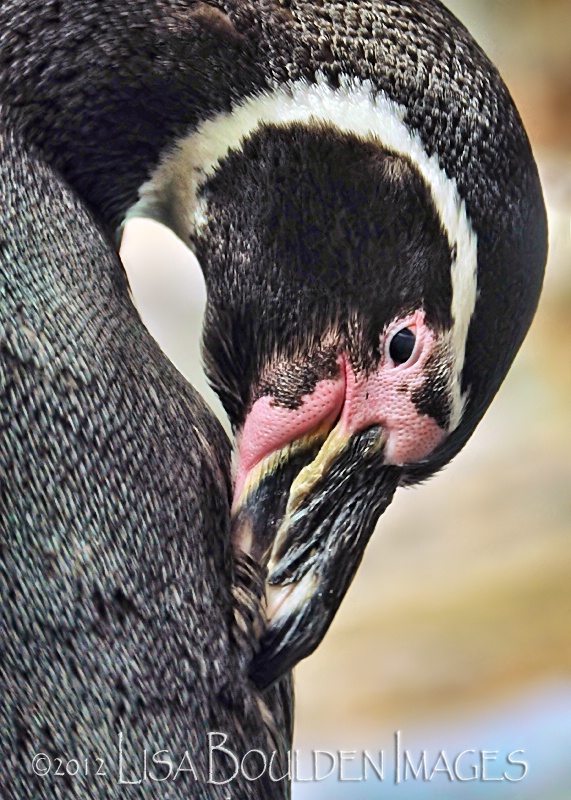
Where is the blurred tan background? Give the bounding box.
[120,2,571,797]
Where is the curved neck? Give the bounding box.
[0,1,272,238]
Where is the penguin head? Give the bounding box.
[137,78,546,689]
[3,0,546,690]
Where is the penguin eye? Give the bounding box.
[389,328,416,365]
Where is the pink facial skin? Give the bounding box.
[339,310,447,465]
[233,377,345,509]
[233,310,448,507]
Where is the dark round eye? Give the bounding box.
[389,328,416,365]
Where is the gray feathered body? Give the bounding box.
[0,119,291,797]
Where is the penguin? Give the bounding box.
[0,0,546,794]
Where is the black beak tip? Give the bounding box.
[248,588,327,690]
[249,645,287,692]
[249,620,314,691]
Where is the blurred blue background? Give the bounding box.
[120,2,571,797]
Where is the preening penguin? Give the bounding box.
[131,3,547,686]
[0,0,546,794]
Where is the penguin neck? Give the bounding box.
[0,1,263,241]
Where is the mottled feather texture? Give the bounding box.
[0,118,291,797]
[0,0,546,796]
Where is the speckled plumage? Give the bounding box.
[0,0,546,794]
[0,117,291,797]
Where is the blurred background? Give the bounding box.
[120,2,571,797]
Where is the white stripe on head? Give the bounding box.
[129,74,478,429]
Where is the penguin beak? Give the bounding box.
[232,423,401,689]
